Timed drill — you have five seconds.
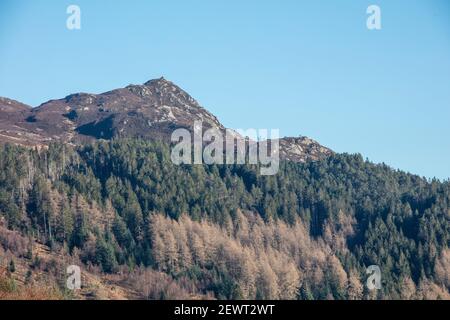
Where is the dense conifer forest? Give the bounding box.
[0,139,449,299]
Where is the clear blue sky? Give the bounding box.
[0,0,449,180]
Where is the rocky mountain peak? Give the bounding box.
[144,76,169,86]
[278,136,333,162]
[0,78,333,163]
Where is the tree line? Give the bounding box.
[0,139,448,299]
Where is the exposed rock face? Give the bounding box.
[18,77,223,144]
[0,77,333,162]
[278,136,333,162]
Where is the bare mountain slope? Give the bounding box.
[0,77,332,162]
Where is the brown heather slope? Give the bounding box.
[0,224,140,300]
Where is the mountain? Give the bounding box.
[0,138,449,300]
[2,78,447,301]
[0,97,41,146]
[0,77,332,162]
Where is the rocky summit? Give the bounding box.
[0,77,332,162]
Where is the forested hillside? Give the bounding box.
[0,139,449,299]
